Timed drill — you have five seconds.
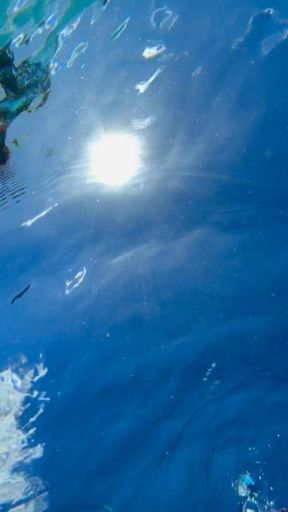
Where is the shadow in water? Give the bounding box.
[0,162,27,210]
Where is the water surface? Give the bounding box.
[0,1,288,511]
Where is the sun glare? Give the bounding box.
[88,132,141,187]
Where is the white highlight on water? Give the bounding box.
[65,267,87,295]
[135,68,162,95]
[143,44,166,59]
[21,203,58,227]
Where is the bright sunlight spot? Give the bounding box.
[88,132,141,186]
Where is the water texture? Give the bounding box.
[0,1,288,511]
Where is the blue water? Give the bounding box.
[0,1,288,511]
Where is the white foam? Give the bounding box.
[0,362,48,510]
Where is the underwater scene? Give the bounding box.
[0,0,288,511]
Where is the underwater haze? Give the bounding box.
[0,0,288,511]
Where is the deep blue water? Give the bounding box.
[0,1,288,511]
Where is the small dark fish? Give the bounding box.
[11,284,31,304]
